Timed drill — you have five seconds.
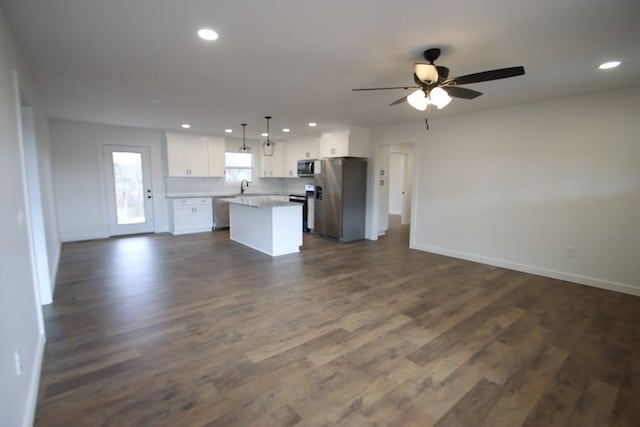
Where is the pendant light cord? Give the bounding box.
[241,123,248,151]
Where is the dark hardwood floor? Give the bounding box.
[36,225,640,426]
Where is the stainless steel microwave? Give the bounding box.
[297,160,315,177]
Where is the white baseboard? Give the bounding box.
[22,333,45,427]
[411,242,640,297]
[60,232,109,243]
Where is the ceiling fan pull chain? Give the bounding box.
[425,117,430,131]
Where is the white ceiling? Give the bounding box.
[1,0,639,139]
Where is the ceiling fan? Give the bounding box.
[352,48,525,111]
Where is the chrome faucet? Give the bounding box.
[240,179,249,195]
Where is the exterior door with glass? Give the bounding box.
[103,145,154,235]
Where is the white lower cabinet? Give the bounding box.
[171,198,213,235]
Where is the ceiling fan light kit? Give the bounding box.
[430,87,452,109]
[407,89,428,111]
[406,86,452,111]
[261,116,275,156]
[353,47,525,112]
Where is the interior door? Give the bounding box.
[103,145,154,236]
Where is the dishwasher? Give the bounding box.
[212,197,232,230]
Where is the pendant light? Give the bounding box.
[261,116,275,156]
[239,123,250,152]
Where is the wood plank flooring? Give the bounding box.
[36,226,640,426]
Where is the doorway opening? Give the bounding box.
[103,145,154,236]
[374,143,415,243]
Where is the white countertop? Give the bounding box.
[225,195,298,208]
[165,192,290,199]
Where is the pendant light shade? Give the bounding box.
[239,123,250,152]
[261,116,275,156]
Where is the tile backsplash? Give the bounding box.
[165,177,313,195]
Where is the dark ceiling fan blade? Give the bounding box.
[390,95,407,105]
[352,85,415,91]
[449,66,525,85]
[443,86,482,99]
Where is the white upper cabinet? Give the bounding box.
[206,137,226,177]
[166,133,226,177]
[260,142,284,177]
[299,137,319,160]
[283,137,320,178]
[320,128,371,158]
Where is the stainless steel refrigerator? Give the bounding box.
[314,157,367,242]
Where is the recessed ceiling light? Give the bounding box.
[225,129,233,133]
[599,61,621,70]
[282,128,290,133]
[181,123,191,129]
[197,28,219,41]
[261,133,269,137]
[308,122,317,127]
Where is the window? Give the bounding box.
[225,152,253,183]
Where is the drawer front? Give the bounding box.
[174,198,194,206]
[193,198,212,206]
[174,197,212,206]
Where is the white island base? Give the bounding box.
[229,202,302,256]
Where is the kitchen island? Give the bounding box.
[227,196,302,256]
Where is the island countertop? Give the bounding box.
[224,195,297,209]
[165,192,290,199]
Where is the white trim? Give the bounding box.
[49,242,61,296]
[60,232,109,243]
[22,333,45,427]
[411,242,640,297]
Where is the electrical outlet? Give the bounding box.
[14,350,22,376]
[566,246,576,258]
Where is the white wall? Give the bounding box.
[373,87,640,296]
[50,120,169,241]
[0,9,58,427]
